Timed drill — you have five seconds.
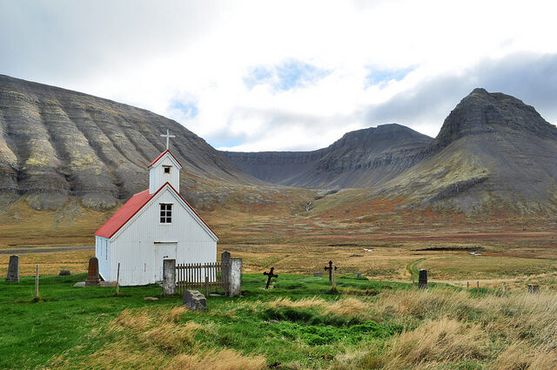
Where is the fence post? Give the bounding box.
[163,259,176,295]
[116,262,121,295]
[34,264,40,301]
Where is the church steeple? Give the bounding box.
[148,131,182,194]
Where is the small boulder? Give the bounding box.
[183,290,207,311]
[73,281,86,288]
[59,269,71,276]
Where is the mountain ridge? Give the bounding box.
[224,123,433,188]
[2,75,557,214]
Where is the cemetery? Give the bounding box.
[1,142,556,369]
[2,250,556,369]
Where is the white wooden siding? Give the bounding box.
[95,236,111,281]
[106,187,217,286]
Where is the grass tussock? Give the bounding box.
[382,318,488,368]
[266,297,325,309]
[166,306,188,322]
[170,349,267,370]
[109,308,151,331]
[492,342,557,370]
[325,297,369,318]
[265,296,370,320]
[141,321,202,353]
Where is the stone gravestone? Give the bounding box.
[6,255,19,282]
[418,269,428,289]
[86,257,100,286]
[162,259,176,295]
[220,251,242,297]
[228,258,242,297]
[183,290,207,310]
[221,251,231,295]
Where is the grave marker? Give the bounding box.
[6,255,19,282]
[162,259,176,295]
[263,267,278,289]
[86,257,100,286]
[228,258,242,297]
[418,269,428,289]
[324,260,337,283]
[183,290,207,310]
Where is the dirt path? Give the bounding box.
[0,245,93,254]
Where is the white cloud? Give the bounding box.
[1,0,557,151]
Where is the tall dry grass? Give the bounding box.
[331,289,557,369]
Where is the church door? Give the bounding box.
[154,242,177,281]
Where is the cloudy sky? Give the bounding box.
[1,0,557,151]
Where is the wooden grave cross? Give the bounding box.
[324,260,337,283]
[263,267,278,289]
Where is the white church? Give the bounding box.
[95,131,218,286]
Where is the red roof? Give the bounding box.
[95,190,154,238]
[148,149,182,168]
[95,183,218,240]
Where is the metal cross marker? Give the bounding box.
[160,129,176,150]
[324,260,337,283]
[263,267,278,289]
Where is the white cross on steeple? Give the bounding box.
[160,129,176,150]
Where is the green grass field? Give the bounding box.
[2,273,557,369]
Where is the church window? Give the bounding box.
[160,203,173,223]
[163,165,171,174]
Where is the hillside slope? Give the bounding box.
[0,75,255,210]
[224,124,433,188]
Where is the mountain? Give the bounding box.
[225,88,557,213]
[378,88,557,212]
[2,75,556,215]
[0,75,254,210]
[224,124,433,188]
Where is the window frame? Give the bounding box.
[159,203,173,224]
[163,165,171,174]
